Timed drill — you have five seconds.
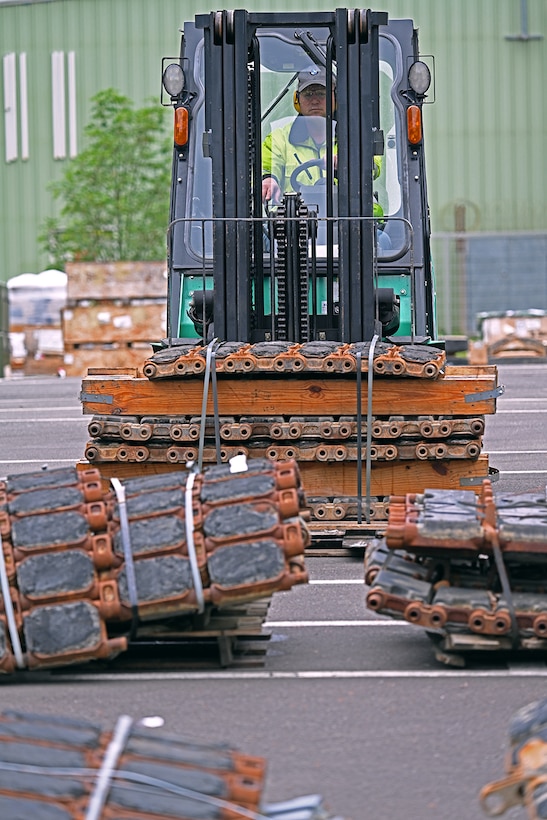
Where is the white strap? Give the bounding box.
[110,478,139,633]
[198,338,220,471]
[0,531,25,669]
[185,471,205,613]
[85,714,133,820]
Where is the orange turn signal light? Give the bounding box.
[174,106,189,147]
[407,105,422,145]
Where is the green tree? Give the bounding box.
[41,89,171,265]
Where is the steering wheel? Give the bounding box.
[290,159,326,192]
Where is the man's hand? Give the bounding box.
[262,177,280,204]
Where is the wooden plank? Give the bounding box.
[76,459,175,492]
[65,261,167,301]
[78,454,491,498]
[298,455,491,496]
[62,302,166,344]
[80,369,500,417]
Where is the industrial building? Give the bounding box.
[0,0,545,334]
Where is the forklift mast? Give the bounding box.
[163,9,434,347]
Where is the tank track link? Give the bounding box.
[84,436,482,465]
[142,340,446,379]
[87,413,485,444]
[0,461,308,673]
[365,480,547,662]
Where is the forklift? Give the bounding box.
[160,9,436,349]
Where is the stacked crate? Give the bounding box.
[62,261,167,377]
[468,309,547,364]
[8,270,66,376]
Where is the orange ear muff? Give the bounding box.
[293,91,301,113]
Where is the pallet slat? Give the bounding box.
[81,366,500,417]
[81,455,491,498]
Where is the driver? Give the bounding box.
[261,67,382,205]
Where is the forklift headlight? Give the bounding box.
[162,63,185,98]
[408,61,431,96]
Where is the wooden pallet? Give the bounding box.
[83,454,492,498]
[79,362,500,539]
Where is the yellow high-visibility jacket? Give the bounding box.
[262,115,382,210]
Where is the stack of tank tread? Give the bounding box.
[365,479,547,660]
[0,710,343,820]
[80,341,500,530]
[480,697,547,818]
[142,340,448,379]
[0,462,309,673]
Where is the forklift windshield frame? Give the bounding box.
[185,26,410,262]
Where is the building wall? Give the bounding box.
[1,0,546,309]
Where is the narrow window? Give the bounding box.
[19,53,29,160]
[3,53,17,162]
[67,51,77,157]
[52,50,67,159]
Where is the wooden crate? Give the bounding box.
[65,261,167,301]
[62,261,167,376]
[62,301,166,345]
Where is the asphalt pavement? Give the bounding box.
[0,363,546,820]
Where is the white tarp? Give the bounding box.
[8,269,67,327]
[7,269,67,290]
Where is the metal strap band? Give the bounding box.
[0,531,25,669]
[85,714,133,820]
[185,470,205,614]
[490,530,520,649]
[365,335,380,525]
[79,391,114,404]
[198,338,220,471]
[465,384,505,403]
[356,351,363,523]
[210,347,222,464]
[461,467,500,486]
[110,478,139,639]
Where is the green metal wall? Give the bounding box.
[0,0,545,281]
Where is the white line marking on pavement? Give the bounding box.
[496,409,547,414]
[498,400,547,403]
[46,668,547,682]
[309,580,363,584]
[267,620,407,627]
[508,664,547,675]
[0,406,82,413]
[497,470,547,474]
[489,450,547,454]
[0,459,79,465]
[0,418,86,423]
